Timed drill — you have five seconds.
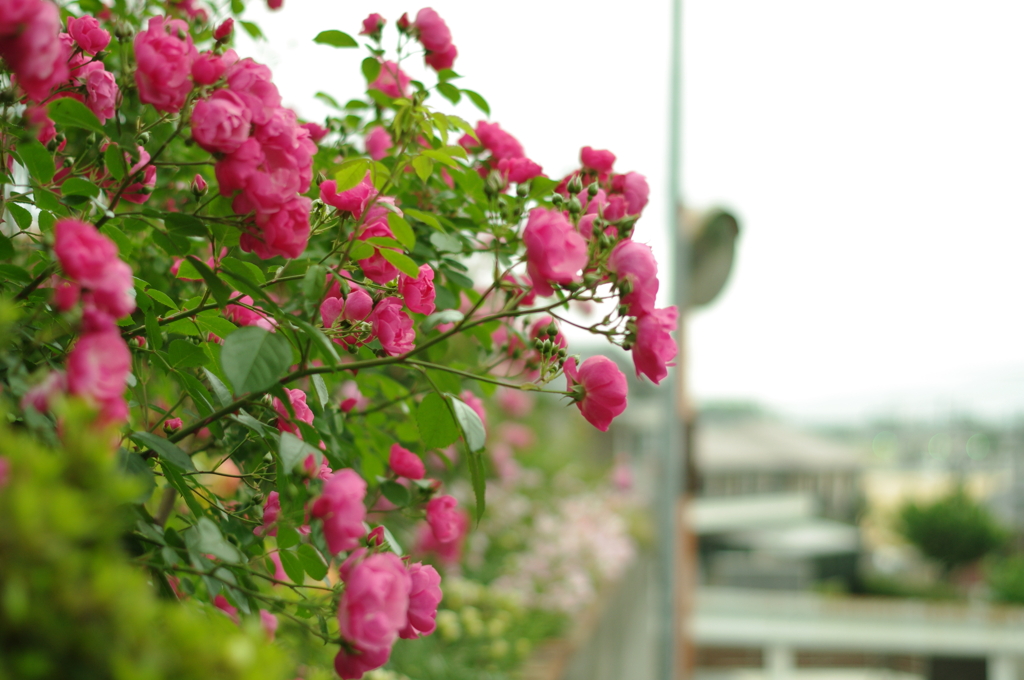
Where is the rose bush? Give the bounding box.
[0,2,676,678]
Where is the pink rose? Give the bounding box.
[224,56,282,125]
[25,105,55,145]
[83,68,117,123]
[339,381,368,413]
[191,50,227,85]
[425,495,461,543]
[83,260,136,318]
[607,240,659,316]
[319,175,374,218]
[215,138,263,197]
[273,387,314,436]
[580,146,616,174]
[359,13,385,37]
[1,1,69,102]
[522,207,588,297]
[253,491,280,537]
[192,173,207,194]
[133,16,197,113]
[213,595,239,624]
[370,60,411,99]
[356,223,401,284]
[611,171,650,216]
[164,417,183,432]
[564,356,627,432]
[54,218,118,288]
[496,386,533,419]
[364,126,393,161]
[66,329,131,424]
[241,196,311,259]
[310,468,367,554]
[413,511,467,566]
[301,121,328,142]
[334,644,389,680]
[476,121,524,161]
[259,610,278,640]
[424,42,457,72]
[20,370,66,414]
[337,552,410,653]
[224,294,276,331]
[191,90,252,154]
[497,157,542,184]
[399,562,442,639]
[213,18,233,40]
[413,8,452,53]
[632,307,678,384]
[67,15,110,55]
[369,297,415,356]
[398,264,436,315]
[321,287,373,347]
[389,443,425,480]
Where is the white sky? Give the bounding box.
[235,0,1024,424]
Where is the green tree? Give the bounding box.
[898,489,1006,574]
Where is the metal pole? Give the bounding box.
[660,0,685,678]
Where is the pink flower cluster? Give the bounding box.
[334,551,442,678]
[411,8,457,72]
[0,0,69,102]
[185,50,315,259]
[134,16,197,113]
[459,120,544,186]
[43,219,136,424]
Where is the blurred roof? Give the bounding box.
[697,417,864,472]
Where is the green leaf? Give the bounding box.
[100,224,132,256]
[461,89,490,116]
[301,263,325,301]
[165,213,208,237]
[382,526,403,555]
[239,20,263,39]
[61,177,100,198]
[450,395,486,452]
[405,208,443,231]
[276,526,300,550]
[529,176,559,199]
[437,82,461,105]
[187,255,231,308]
[421,148,460,168]
[16,138,54,184]
[145,312,163,351]
[220,326,292,395]
[421,309,463,332]
[203,368,233,408]
[220,256,265,285]
[285,316,339,366]
[365,236,403,249]
[162,462,204,517]
[192,518,242,563]
[230,0,244,12]
[380,249,419,278]
[116,449,156,503]
[361,57,381,83]
[48,97,105,135]
[380,481,409,507]
[0,234,13,260]
[386,213,415,250]
[411,155,433,182]
[130,431,196,472]
[277,549,304,584]
[279,432,320,474]
[349,239,374,260]
[145,288,179,311]
[168,339,208,368]
[312,374,329,409]
[334,159,370,192]
[314,29,358,47]
[297,544,328,580]
[6,202,32,231]
[426,369,461,395]
[467,449,486,521]
[429,231,461,253]
[103,144,127,181]
[417,392,459,449]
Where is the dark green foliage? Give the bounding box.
[986,556,1024,604]
[0,409,288,680]
[897,489,1006,572]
